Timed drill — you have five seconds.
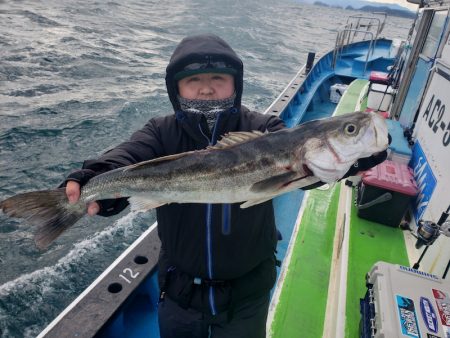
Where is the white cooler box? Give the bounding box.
[360,261,450,338]
[330,83,349,103]
[367,84,395,111]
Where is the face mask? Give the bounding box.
[178,93,236,131]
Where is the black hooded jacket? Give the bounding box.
[78,34,285,314]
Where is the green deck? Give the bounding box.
[334,79,369,115]
[269,79,410,338]
[345,200,410,337]
[270,186,341,337]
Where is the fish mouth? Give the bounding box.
[371,112,389,149]
[304,160,354,183]
[303,164,314,176]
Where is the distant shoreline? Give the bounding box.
[313,1,416,19]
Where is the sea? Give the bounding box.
[0,0,412,336]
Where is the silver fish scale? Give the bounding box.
[78,138,292,205]
[74,112,386,207]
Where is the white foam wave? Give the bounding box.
[0,210,144,296]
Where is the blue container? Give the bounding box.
[386,119,412,164]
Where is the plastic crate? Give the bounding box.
[360,262,450,338]
[330,83,348,103]
[367,84,394,111]
[356,160,418,227]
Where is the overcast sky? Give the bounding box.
[364,0,420,10]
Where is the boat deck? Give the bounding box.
[269,79,411,338]
[276,39,396,128]
[334,39,396,79]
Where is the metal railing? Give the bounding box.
[332,13,387,73]
[332,29,375,74]
[345,14,386,41]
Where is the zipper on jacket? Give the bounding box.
[197,110,235,315]
[198,113,224,316]
[206,203,217,315]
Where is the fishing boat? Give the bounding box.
[37,2,450,337]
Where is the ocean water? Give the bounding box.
[0,1,412,336]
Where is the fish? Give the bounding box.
[0,111,388,249]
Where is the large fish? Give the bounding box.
[0,111,388,248]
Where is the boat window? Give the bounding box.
[422,10,449,59]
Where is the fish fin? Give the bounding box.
[287,176,323,190]
[0,188,84,250]
[123,131,266,172]
[240,197,276,209]
[128,196,165,211]
[209,130,266,150]
[123,151,199,172]
[250,171,323,193]
[250,172,299,193]
[242,175,323,209]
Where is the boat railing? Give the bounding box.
[332,13,387,74]
[36,222,161,338]
[345,14,386,41]
[332,29,375,74]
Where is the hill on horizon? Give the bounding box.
[302,0,416,18]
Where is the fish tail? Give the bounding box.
[0,188,85,249]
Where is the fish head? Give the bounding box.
[303,112,388,183]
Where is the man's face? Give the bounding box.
[177,73,235,100]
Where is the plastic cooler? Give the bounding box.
[367,83,394,111]
[386,119,412,165]
[330,83,348,103]
[360,261,450,338]
[369,71,390,84]
[356,160,418,227]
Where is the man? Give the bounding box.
[65,34,388,337]
[65,34,285,337]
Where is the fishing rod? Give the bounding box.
[412,205,450,280]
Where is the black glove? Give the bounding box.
[63,168,97,187]
[341,132,390,178]
[61,169,129,217]
[342,149,388,178]
[302,181,327,190]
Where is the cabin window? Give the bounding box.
[422,10,449,59]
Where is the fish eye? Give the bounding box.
[344,123,357,135]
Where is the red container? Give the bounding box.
[369,71,390,84]
[356,160,418,227]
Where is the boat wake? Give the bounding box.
[0,210,154,338]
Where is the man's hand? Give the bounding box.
[66,181,100,216]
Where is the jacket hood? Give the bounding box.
[165,34,244,112]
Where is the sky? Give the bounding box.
[364,0,420,10]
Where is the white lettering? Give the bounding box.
[413,157,427,178]
[118,267,140,285]
[423,300,436,331]
[413,157,430,215]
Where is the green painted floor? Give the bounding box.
[270,185,341,338]
[345,197,410,338]
[334,79,368,116]
[270,79,410,338]
[270,185,410,338]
